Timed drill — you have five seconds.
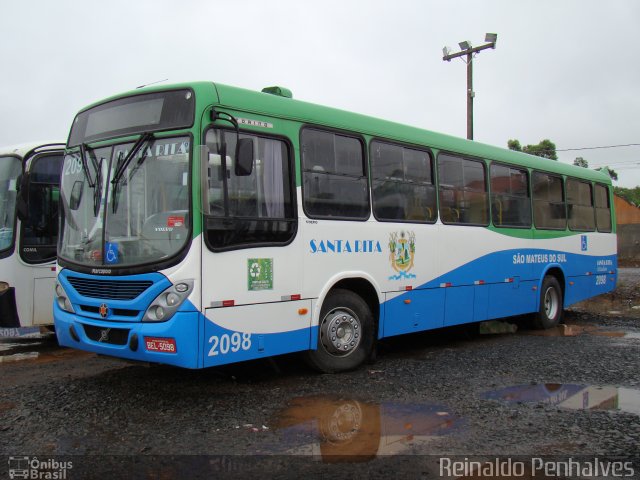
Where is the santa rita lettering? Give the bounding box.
[309,239,383,254]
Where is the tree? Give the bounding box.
[508,139,558,160]
[573,157,589,168]
[597,166,618,181]
[572,157,616,180]
[507,139,522,152]
[614,186,640,206]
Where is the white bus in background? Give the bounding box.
[0,142,64,330]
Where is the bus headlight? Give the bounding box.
[0,281,9,293]
[166,292,180,307]
[155,306,166,320]
[55,281,75,313]
[143,280,194,322]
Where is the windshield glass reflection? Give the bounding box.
[59,136,190,268]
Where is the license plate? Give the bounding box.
[144,337,177,353]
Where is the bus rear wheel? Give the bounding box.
[305,289,375,373]
[533,275,564,329]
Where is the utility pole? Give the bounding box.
[443,33,497,140]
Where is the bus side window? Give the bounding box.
[438,153,488,226]
[594,183,612,232]
[490,163,531,228]
[567,178,595,231]
[302,128,369,220]
[370,140,435,223]
[532,172,566,230]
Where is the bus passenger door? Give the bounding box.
[200,129,307,367]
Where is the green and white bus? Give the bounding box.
[53,82,616,371]
[1,142,64,329]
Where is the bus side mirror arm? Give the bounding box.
[200,146,211,216]
[16,173,29,221]
[210,109,254,176]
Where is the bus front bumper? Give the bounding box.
[54,308,200,368]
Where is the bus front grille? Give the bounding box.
[67,277,153,300]
[82,324,130,345]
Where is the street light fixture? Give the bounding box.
[443,33,498,140]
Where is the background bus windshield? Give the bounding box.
[0,156,22,251]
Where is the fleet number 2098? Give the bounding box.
[208,333,252,356]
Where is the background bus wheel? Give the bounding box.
[533,275,564,329]
[305,289,375,373]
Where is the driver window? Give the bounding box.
[203,129,296,251]
[20,154,63,263]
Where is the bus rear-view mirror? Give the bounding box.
[235,138,254,176]
[69,181,84,210]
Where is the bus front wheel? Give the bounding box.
[533,275,564,329]
[305,289,375,373]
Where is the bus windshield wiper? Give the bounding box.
[111,132,154,188]
[78,143,103,217]
[79,143,98,188]
[111,132,154,212]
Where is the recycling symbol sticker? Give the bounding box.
[250,262,261,278]
[247,258,273,291]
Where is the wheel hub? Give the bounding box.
[320,308,361,357]
[544,287,559,319]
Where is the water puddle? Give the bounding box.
[266,395,463,460]
[0,335,93,365]
[524,324,640,339]
[569,296,640,318]
[592,331,640,339]
[483,384,640,415]
[0,352,40,363]
[0,401,16,413]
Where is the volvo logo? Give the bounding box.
[98,328,111,343]
[99,304,109,318]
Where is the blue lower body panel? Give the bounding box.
[380,249,617,337]
[201,319,316,368]
[55,307,200,368]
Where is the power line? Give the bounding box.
[590,161,640,167]
[556,143,640,152]
[513,143,640,155]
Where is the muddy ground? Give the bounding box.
[1,271,639,479]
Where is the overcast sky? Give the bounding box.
[2,0,639,187]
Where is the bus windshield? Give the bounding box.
[0,156,22,251]
[58,136,191,268]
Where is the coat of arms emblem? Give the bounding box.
[388,231,416,280]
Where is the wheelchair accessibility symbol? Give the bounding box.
[105,242,119,264]
[581,235,588,252]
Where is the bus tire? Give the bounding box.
[305,289,375,373]
[533,275,563,329]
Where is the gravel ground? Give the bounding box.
[1,271,639,478]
